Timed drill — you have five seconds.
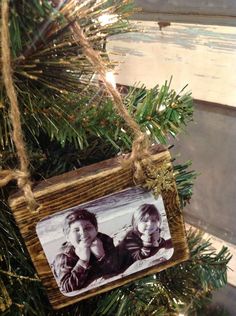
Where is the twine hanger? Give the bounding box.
[0,0,39,212]
[0,0,152,213]
[62,2,152,181]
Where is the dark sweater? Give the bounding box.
[118,229,172,270]
[52,232,117,293]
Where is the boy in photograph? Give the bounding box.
[52,208,117,293]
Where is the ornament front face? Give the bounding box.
[9,148,189,310]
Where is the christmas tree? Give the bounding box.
[0,1,231,315]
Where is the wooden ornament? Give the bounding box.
[9,146,189,310]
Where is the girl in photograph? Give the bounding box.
[119,203,171,268]
[52,208,118,293]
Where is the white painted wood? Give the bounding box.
[132,12,236,27]
[135,0,236,16]
[108,21,236,107]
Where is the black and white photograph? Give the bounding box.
[36,187,174,297]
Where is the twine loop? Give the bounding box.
[0,169,39,213]
[66,12,152,183]
[16,171,30,189]
[0,0,153,214]
[121,133,153,183]
[0,170,28,187]
[1,0,39,213]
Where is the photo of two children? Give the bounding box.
[36,187,174,297]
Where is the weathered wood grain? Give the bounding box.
[9,147,189,310]
[108,21,236,107]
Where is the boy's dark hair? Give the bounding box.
[132,203,161,230]
[63,208,98,237]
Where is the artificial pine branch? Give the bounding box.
[174,161,198,208]
[0,1,231,315]
[1,82,194,177]
[1,0,133,155]
[125,81,193,144]
[1,5,194,166]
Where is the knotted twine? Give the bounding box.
[67,18,152,182]
[0,0,39,212]
[0,1,152,214]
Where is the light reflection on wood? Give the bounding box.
[108,21,236,107]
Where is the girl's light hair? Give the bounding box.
[132,203,161,231]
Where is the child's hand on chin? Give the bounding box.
[152,230,161,247]
[75,243,91,262]
[90,238,105,259]
[141,233,152,247]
